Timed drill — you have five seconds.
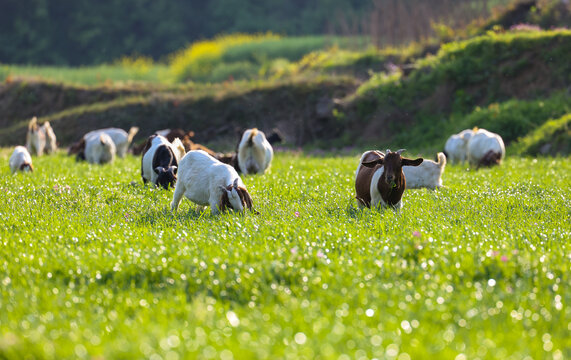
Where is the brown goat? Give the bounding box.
[355,149,423,209]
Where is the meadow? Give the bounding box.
[0,150,569,359]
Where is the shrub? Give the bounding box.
[169,33,280,83]
[511,113,570,156]
[453,92,571,144]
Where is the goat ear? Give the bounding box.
[233,178,239,189]
[402,157,423,167]
[169,165,177,174]
[361,151,384,168]
[219,185,228,193]
[154,166,164,173]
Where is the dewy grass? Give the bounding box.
[0,151,569,359]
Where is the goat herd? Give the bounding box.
[9,117,505,215]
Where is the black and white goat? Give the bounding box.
[141,135,185,189]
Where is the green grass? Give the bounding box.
[0,63,169,86]
[0,150,569,359]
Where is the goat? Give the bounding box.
[444,128,476,164]
[26,117,57,156]
[9,146,34,173]
[237,128,273,175]
[141,135,185,189]
[171,150,255,215]
[467,128,505,168]
[355,149,423,209]
[70,127,139,159]
[85,133,116,164]
[403,152,446,189]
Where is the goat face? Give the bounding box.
[19,163,33,172]
[362,149,423,187]
[155,166,177,190]
[219,178,254,213]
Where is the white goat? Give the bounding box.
[403,152,446,189]
[171,150,255,215]
[9,146,34,173]
[467,128,505,167]
[26,117,58,156]
[85,133,116,164]
[444,128,475,164]
[83,127,139,157]
[43,121,58,154]
[237,128,273,175]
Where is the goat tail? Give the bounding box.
[28,116,38,131]
[127,126,139,143]
[247,128,258,146]
[436,152,446,170]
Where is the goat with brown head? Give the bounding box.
[355,149,423,209]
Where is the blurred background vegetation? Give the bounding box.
[0,0,569,155]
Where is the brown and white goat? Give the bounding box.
[355,149,423,209]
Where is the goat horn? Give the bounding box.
[386,148,391,154]
[396,149,406,155]
[233,178,239,189]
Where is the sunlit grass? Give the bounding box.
[0,151,569,359]
[0,63,169,86]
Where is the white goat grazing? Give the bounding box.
[444,128,475,164]
[85,133,116,164]
[467,128,505,167]
[237,128,273,175]
[171,150,255,215]
[83,127,139,157]
[403,152,446,189]
[9,146,34,173]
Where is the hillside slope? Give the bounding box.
[0,30,569,154]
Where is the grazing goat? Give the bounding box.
[237,128,273,175]
[141,135,185,189]
[26,117,57,156]
[467,128,505,168]
[85,133,116,164]
[403,152,446,189]
[70,127,139,159]
[171,150,254,215]
[355,149,423,209]
[444,129,474,164]
[9,146,34,173]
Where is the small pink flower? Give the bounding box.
[512,250,519,255]
[290,248,298,254]
[501,255,508,262]
[492,251,500,257]
[413,231,421,238]
[294,211,300,218]
[316,250,325,258]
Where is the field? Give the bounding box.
[0,151,569,359]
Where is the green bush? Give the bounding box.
[209,61,259,82]
[511,113,571,156]
[453,92,571,144]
